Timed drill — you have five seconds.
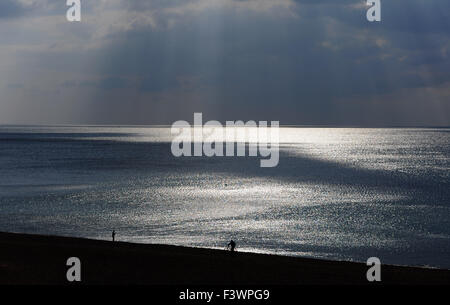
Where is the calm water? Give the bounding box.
[0,126,449,268]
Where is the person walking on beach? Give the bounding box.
[227,239,236,252]
[112,230,116,242]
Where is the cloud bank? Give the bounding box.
[0,0,449,126]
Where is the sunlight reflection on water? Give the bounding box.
[0,126,449,268]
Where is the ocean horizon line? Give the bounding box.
[1,124,450,129]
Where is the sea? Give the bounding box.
[0,126,449,268]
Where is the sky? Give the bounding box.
[0,0,449,126]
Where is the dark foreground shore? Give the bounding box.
[0,232,449,285]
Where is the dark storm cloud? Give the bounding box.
[0,0,28,18]
[0,0,449,125]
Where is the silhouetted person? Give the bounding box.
[112,230,116,242]
[227,240,236,252]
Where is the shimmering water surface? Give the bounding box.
[0,126,449,268]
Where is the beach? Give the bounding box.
[1,127,450,269]
[0,232,448,285]
[1,0,450,291]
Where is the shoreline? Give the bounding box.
[0,231,449,285]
